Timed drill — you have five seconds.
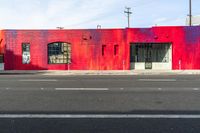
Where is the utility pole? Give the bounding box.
[189,0,192,26]
[124,7,132,28]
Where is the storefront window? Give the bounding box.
[130,43,170,63]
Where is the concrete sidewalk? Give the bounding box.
[0,70,200,75]
[43,70,200,75]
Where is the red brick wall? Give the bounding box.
[2,29,127,70]
[2,26,200,70]
[128,26,200,70]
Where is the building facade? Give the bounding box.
[0,26,200,70]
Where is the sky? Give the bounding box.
[0,0,199,29]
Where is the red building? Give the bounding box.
[0,26,200,70]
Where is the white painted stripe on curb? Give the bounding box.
[0,114,200,119]
[19,79,57,82]
[138,79,177,82]
[55,88,109,91]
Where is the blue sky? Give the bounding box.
[0,0,199,29]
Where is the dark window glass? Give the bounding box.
[114,45,119,55]
[131,43,170,63]
[0,55,4,63]
[102,45,106,56]
[22,43,30,52]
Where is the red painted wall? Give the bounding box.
[1,26,200,70]
[1,29,127,70]
[127,26,200,70]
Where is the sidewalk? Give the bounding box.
[1,70,200,75]
[43,70,200,75]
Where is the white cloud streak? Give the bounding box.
[0,0,125,29]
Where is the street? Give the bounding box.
[0,74,200,132]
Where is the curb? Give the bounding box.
[0,70,200,75]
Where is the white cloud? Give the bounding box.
[44,0,124,28]
[154,17,167,23]
[0,0,126,29]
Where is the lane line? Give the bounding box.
[193,88,199,91]
[138,79,177,82]
[0,114,200,119]
[55,88,109,91]
[19,79,57,82]
[1,87,199,91]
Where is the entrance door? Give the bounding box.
[145,44,152,69]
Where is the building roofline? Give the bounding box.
[1,25,200,31]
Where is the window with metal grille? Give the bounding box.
[22,43,31,64]
[48,42,71,64]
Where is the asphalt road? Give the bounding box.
[0,74,200,132]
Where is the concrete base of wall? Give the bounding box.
[0,70,200,75]
[131,62,172,70]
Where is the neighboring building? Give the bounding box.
[0,26,200,70]
[186,15,200,26]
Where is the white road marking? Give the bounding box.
[193,88,199,91]
[0,114,200,119]
[55,88,109,91]
[41,88,44,90]
[138,79,177,82]
[158,88,162,91]
[19,79,57,82]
